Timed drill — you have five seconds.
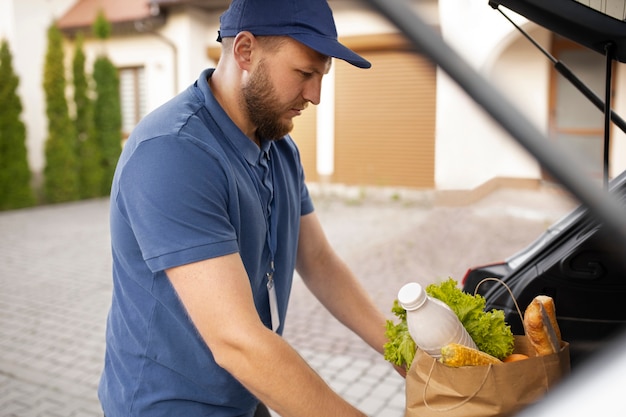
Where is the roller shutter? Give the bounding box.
[333,50,436,188]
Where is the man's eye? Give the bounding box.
[299,71,313,78]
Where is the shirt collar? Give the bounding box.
[198,68,271,166]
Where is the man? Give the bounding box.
[98,0,400,416]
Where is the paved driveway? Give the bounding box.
[0,186,575,416]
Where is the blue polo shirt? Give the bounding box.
[99,68,314,416]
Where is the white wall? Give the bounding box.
[436,0,549,190]
[158,7,218,95]
[487,26,549,179]
[436,0,626,189]
[330,0,441,38]
[0,1,16,43]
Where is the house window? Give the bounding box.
[119,66,146,136]
[549,36,614,181]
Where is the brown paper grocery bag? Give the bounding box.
[404,336,570,417]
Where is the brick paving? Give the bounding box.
[0,187,576,416]
[0,199,110,417]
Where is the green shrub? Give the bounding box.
[42,23,80,203]
[92,10,122,196]
[0,39,36,210]
[93,56,122,196]
[73,32,103,199]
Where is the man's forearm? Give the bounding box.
[215,325,368,417]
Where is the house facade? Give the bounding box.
[2,0,625,202]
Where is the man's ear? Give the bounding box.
[232,31,256,71]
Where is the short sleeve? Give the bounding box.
[114,136,239,272]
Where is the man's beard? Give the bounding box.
[242,60,299,141]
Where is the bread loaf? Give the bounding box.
[534,295,561,342]
[523,295,562,356]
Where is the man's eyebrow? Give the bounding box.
[299,65,329,76]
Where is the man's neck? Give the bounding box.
[207,69,259,146]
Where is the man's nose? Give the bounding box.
[302,77,323,105]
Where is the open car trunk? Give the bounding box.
[365,0,626,415]
[491,0,626,63]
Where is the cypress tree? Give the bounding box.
[92,9,111,40]
[93,56,122,196]
[73,32,103,199]
[92,11,122,196]
[42,22,80,203]
[0,39,36,210]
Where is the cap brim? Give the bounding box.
[289,33,371,69]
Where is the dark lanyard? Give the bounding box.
[261,149,280,332]
[206,109,280,331]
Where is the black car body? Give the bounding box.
[452,0,626,369]
[462,170,626,367]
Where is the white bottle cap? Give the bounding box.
[397,282,427,310]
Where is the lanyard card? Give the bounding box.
[267,273,280,332]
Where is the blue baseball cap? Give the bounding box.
[217,0,371,69]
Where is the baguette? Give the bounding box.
[534,295,561,342]
[523,295,562,356]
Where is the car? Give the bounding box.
[452,0,626,369]
[462,168,626,367]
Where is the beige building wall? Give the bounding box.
[5,0,624,195]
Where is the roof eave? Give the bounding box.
[58,14,167,39]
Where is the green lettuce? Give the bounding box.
[383,278,514,368]
[383,300,417,369]
[426,278,514,359]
